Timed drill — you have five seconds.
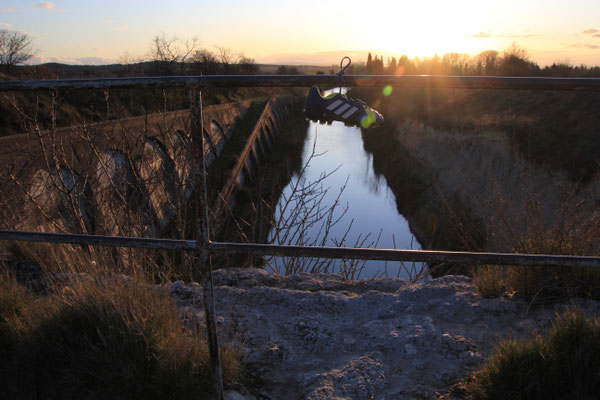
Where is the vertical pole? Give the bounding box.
[190,88,224,399]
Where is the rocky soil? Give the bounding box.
[167,268,600,399]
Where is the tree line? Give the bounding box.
[363,44,600,77]
[0,30,260,77]
[124,33,259,76]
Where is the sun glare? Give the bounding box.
[366,0,490,57]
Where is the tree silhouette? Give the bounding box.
[0,30,36,71]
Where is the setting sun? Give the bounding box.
[365,1,490,57]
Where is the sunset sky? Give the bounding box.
[1,0,599,66]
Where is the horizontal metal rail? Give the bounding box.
[1,75,600,91]
[1,230,599,269]
[210,242,600,269]
[0,230,196,250]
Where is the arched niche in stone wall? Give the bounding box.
[23,166,94,234]
[211,120,227,154]
[203,129,218,167]
[137,138,177,232]
[94,149,153,237]
[255,129,267,160]
[165,129,194,202]
[263,125,274,148]
[267,116,278,135]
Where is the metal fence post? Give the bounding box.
[190,88,224,399]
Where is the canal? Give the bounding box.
[268,95,424,280]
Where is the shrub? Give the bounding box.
[461,310,600,400]
[0,273,241,399]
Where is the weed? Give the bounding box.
[460,310,600,400]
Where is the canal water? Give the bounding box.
[268,96,424,279]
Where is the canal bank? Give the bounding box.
[351,86,600,265]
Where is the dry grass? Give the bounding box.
[0,270,242,399]
[473,197,600,301]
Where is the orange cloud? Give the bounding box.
[30,2,63,11]
[32,2,55,8]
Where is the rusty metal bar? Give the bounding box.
[190,89,224,399]
[1,230,598,269]
[1,75,600,91]
[209,241,600,269]
[0,230,197,250]
[1,230,599,269]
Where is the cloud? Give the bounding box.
[467,30,537,39]
[581,28,599,35]
[468,31,492,38]
[30,2,63,11]
[32,2,54,8]
[0,22,11,28]
[497,31,538,38]
[0,7,16,13]
[101,19,126,30]
[28,55,118,65]
[572,43,600,49]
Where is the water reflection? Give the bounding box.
[269,110,424,279]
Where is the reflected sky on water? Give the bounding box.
[270,108,424,279]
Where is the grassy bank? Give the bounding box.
[352,87,600,182]
[352,86,600,295]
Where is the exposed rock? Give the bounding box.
[168,268,600,399]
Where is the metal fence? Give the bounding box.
[1,73,600,399]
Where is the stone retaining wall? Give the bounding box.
[0,96,296,239]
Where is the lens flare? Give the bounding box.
[383,85,393,96]
[360,113,376,128]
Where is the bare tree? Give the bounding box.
[498,43,540,76]
[0,30,36,71]
[472,50,499,76]
[148,33,199,75]
[191,48,220,75]
[237,55,259,75]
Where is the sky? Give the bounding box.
[1,0,600,66]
